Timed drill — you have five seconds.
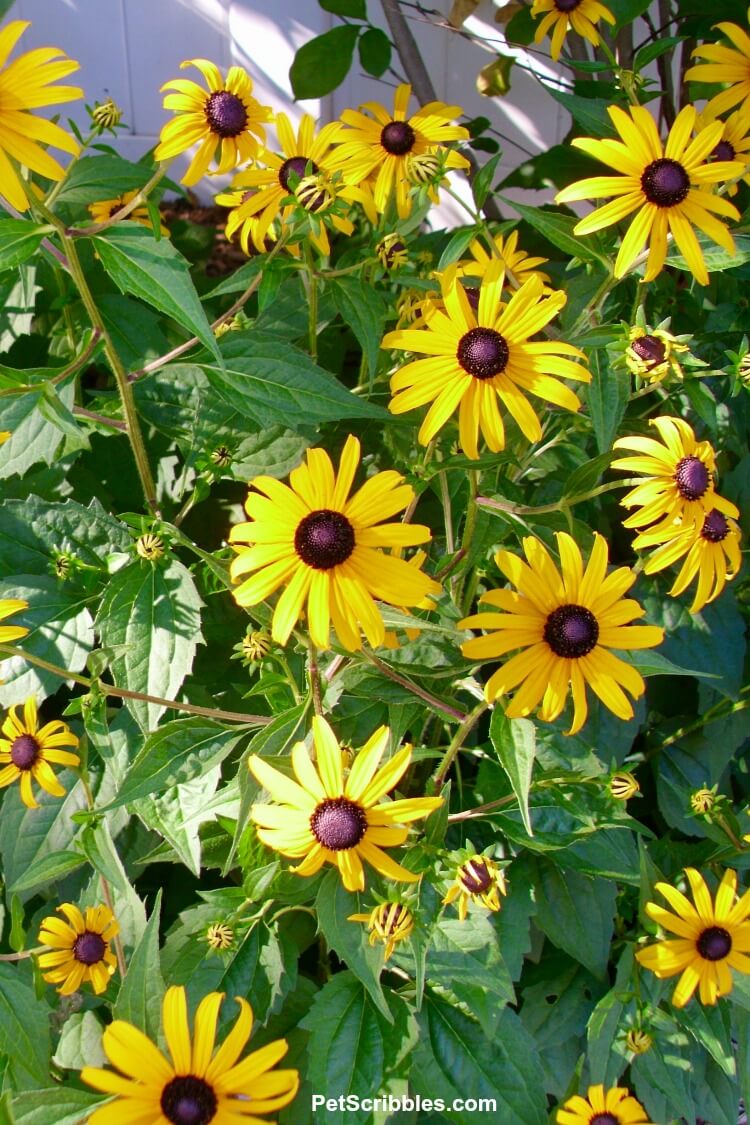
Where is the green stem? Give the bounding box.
[716,814,745,852]
[364,650,467,722]
[434,701,488,788]
[304,243,319,362]
[654,688,750,755]
[67,164,168,236]
[308,640,323,715]
[477,477,641,518]
[0,946,45,961]
[275,652,302,704]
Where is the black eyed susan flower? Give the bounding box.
[383,262,588,459]
[376,233,409,270]
[249,715,442,892]
[0,20,82,211]
[640,507,742,613]
[555,104,744,286]
[136,532,166,561]
[443,855,507,921]
[155,58,272,186]
[0,697,79,809]
[700,106,750,195]
[206,922,235,952]
[90,96,123,132]
[531,0,615,61]
[686,11,750,119]
[88,190,169,234]
[327,82,470,218]
[38,903,118,995]
[0,597,28,643]
[348,901,414,961]
[456,229,551,291]
[625,1029,653,1055]
[611,416,738,537]
[625,324,688,385]
[690,787,718,816]
[609,772,640,801]
[556,1083,654,1125]
[460,532,664,736]
[636,867,750,1007]
[82,984,299,1124]
[228,434,440,652]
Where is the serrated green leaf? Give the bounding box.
[90,225,220,362]
[0,220,48,270]
[315,869,391,1021]
[7,850,87,894]
[54,155,157,204]
[532,859,616,978]
[0,966,51,1087]
[0,382,77,480]
[290,25,360,100]
[665,232,750,274]
[490,711,535,835]
[328,277,386,378]
[102,717,245,809]
[0,575,93,707]
[0,496,130,579]
[424,913,514,1035]
[195,331,388,429]
[134,767,222,876]
[11,1089,105,1125]
[114,892,164,1037]
[52,1011,106,1070]
[95,558,204,731]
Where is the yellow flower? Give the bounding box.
[37,903,118,995]
[249,715,442,892]
[636,867,750,1007]
[698,105,750,195]
[88,189,169,234]
[155,58,272,186]
[460,532,664,736]
[90,97,122,131]
[609,772,640,800]
[376,233,409,270]
[555,104,744,286]
[0,597,28,643]
[443,855,507,921]
[686,10,750,119]
[206,922,234,951]
[136,532,166,560]
[348,901,414,960]
[556,1083,654,1125]
[0,20,82,211]
[327,82,469,218]
[82,985,299,1124]
[625,1029,653,1055]
[383,261,588,459]
[640,508,742,614]
[691,787,717,815]
[228,434,440,652]
[0,697,79,809]
[531,0,616,61]
[215,112,373,256]
[611,416,738,537]
[625,325,688,384]
[456,229,551,290]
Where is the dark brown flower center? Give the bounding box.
[10,734,39,770]
[278,155,320,192]
[73,930,107,966]
[631,334,666,365]
[701,509,730,542]
[205,90,247,138]
[554,0,582,9]
[712,139,736,162]
[544,604,599,658]
[381,120,416,156]
[641,158,690,207]
[697,925,732,961]
[384,240,406,266]
[161,1076,218,1125]
[310,797,367,850]
[457,327,509,380]
[675,455,709,501]
[294,509,355,570]
[463,285,480,311]
[460,858,492,893]
[590,1116,620,1125]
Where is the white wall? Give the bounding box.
[15,0,569,220]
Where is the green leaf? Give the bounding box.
[0,575,93,707]
[114,892,165,1037]
[610,0,657,31]
[437,226,478,271]
[0,383,78,479]
[11,1089,105,1125]
[531,859,616,978]
[639,588,746,697]
[499,195,610,265]
[0,772,84,895]
[54,155,157,204]
[545,88,616,138]
[195,331,388,430]
[79,820,128,890]
[290,25,360,99]
[0,966,51,1087]
[328,277,387,378]
[6,850,87,894]
[315,869,391,1021]
[320,0,366,15]
[665,232,750,274]
[358,27,391,76]
[424,913,514,1035]
[472,152,502,211]
[52,1011,106,1070]
[0,220,48,270]
[633,36,685,70]
[90,225,221,363]
[586,348,630,454]
[0,496,130,579]
[98,294,168,371]
[489,710,536,835]
[412,996,548,1124]
[134,767,222,876]
[95,558,204,731]
[101,717,246,809]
